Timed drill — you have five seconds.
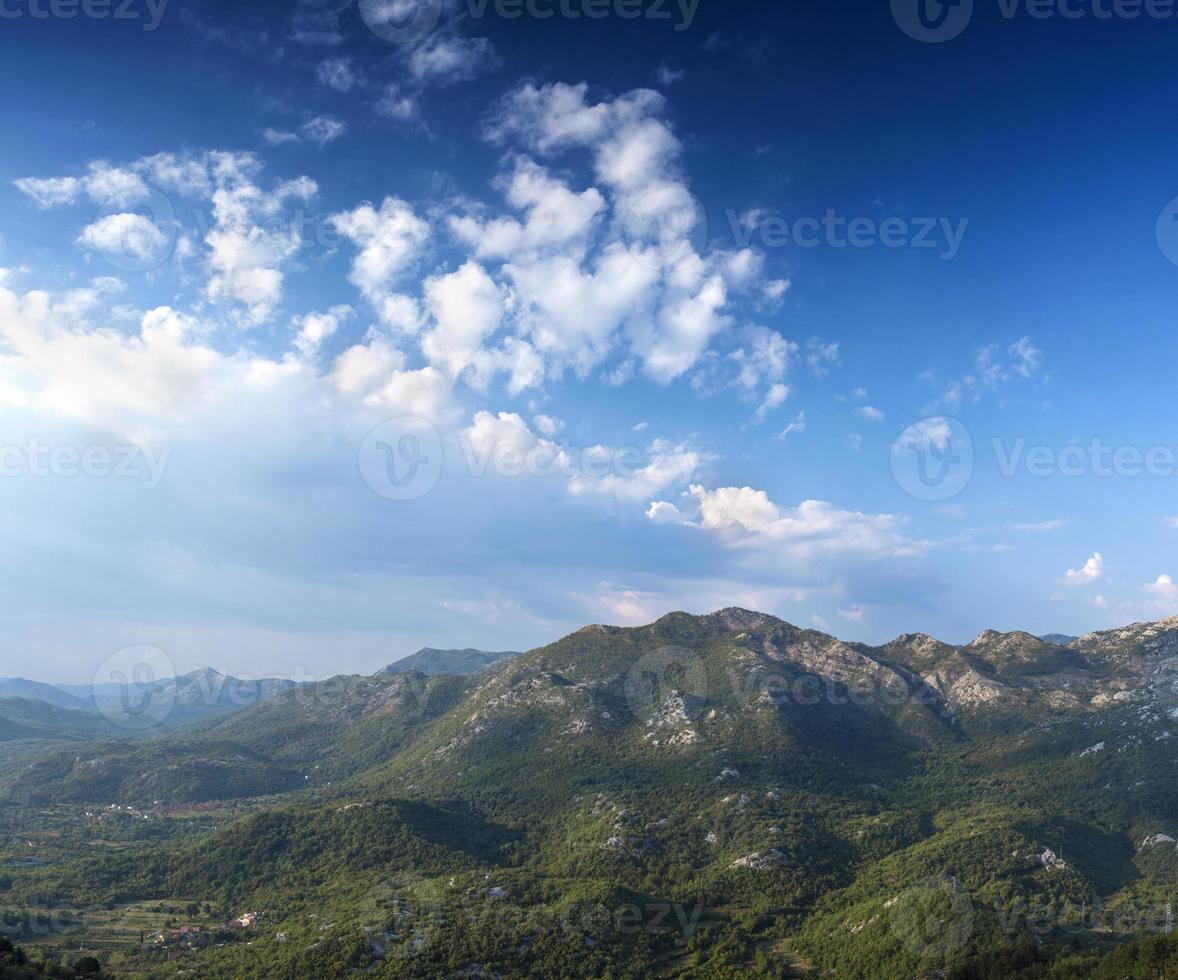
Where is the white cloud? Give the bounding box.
[14,176,82,208]
[753,383,790,423]
[301,115,347,146]
[1164,516,1178,530]
[930,336,1044,409]
[568,441,701,502]
[76,214,168,261]
[776,410,806,440]
[82,163,150,208]
[293,305,353,360]
[262,128,300,146]
[1144,574,1178,607]
[857,405,884,422]
[655,64,685,87]
[376,83,419,123]
[805,338,840,376]
[729,327,796,391]
[1062,552,1104,588]
[35,151,321,323]
[460,412,698,502]
[408,36,499,85]
[1009,519,1066,533]
[655,484,923,562]
[330,198,429,325]
[203,159,318,324]
[533,414,563,438]
[316,57,357,92]
[763,277,790,302]
[646,500,683,524]
[16,164,149,209]
[422,261,505,382]
[449,158,605,261]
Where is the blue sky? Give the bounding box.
[2,0,1178,682]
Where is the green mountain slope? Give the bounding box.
[376,648,520,677]
[5,610,1178,978]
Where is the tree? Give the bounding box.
[72,954,103,977]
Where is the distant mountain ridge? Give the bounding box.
[0,677,91,712]
[0,667,299,735]
[5,610,1178,977]
[375,647,520,677]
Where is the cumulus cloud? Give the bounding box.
[422,261,505,381]
[15,163,150,210]
[293,305,353,360]
[460,411,699,502]
[76,214,168,262]
[1062,552,1104,588]
[857,405,885,422]
[649,483,923,563]
[330,197,429,327]
[1144,574,1178,608]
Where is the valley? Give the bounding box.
[2,611,1178,976]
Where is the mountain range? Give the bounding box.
[2,610,1178,977]
[376,647,520,677]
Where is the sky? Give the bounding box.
[2,0,1178,683]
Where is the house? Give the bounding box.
[228,912,260,928]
